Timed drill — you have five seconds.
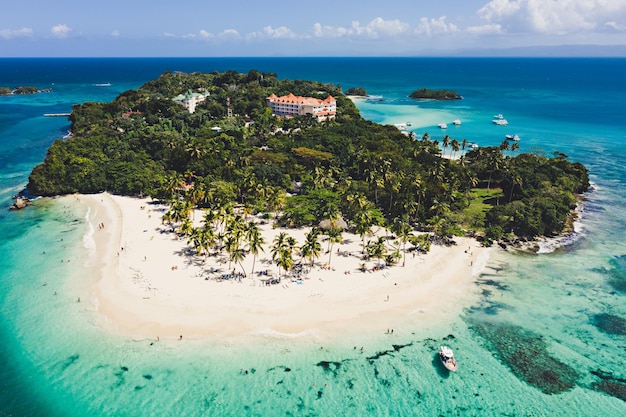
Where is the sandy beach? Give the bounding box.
[73,192,490,342]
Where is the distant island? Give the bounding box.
[0,86,52,96]
[345,87,368,97]
[409,88,462,100]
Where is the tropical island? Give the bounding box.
[24,70,590,339]
[409,88,462,100]
[28,70,588,245]
[344,87,368,97]
[0,85,52,95]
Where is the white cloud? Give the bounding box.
[51,24,71,38]
[0,27,33,39]
[250,25,299,39]
[198,29,240,40]
[477,0,626,34]
[221,29,241,38]
[415,16,459,36]
[312,22,350,38]
[604,21,626,31]
[312,17,409,39]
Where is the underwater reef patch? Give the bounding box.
[592,313,626,335]
[596,255,626,293]
[591,369,626,402]
[470,321,578,394]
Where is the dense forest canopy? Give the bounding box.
[27,70,589,242]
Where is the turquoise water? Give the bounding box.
[0,58,625,416]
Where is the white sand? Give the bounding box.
[73,192,490,342]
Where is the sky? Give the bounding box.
[1,0,626,57]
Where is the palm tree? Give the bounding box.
[353,207,373,254]
[271,232,289,277]
[224,235,239,270]
[276,249,294,278]
[300,228,322,268]
[410,233,431,254]
[187,227,206,257]
[245,222,265,276]
[266,186,285,220]
[487,150,503,191]
[177,217,193,237]
[324,227,343,266]
[367,236,388,268]
[442,135,451,156]
[163,172,185,199]
[230,246,247,276]
[508,173,523,203]
[451,139,460,159]
[390,217,413,267]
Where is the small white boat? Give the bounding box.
[505,134,520,141]
[439,346,458,372]
[438,123,448,129]
[452,119,461,125]
[492,118,508,126]
[493,113,504,119]
[469,142,479,150]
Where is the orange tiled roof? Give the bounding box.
[268,93,336,105]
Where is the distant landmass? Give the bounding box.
[0,86,52,96]
[430,44,626,58]
[409,88,462,100]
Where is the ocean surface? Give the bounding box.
[1,57,625,416]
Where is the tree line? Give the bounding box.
[27,70,589,244]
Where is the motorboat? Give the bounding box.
[438,123,448,129]
[452,119,461,125]
[492,118,508,126]
[438,346,458,372]
[505,134,520,141]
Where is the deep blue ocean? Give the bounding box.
[1,58,625,416]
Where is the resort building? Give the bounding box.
[266,93,336,122]
[172,90,210,114]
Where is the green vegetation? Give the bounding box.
[27,70,589,246]
[13,86,40,94]
[409,88,462,100]
[1,86,51,95]
[345,87,367,96]
[459,188,505,231]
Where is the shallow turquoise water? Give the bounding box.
[0,58,625,416]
